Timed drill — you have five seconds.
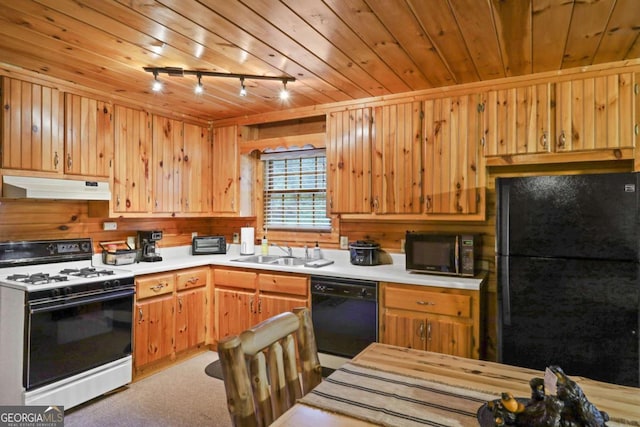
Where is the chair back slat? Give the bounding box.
[293,307,322,393]
[218,308,322,427]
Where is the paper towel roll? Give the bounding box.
[240,227,255,255]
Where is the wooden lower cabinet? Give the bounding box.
[134,267,209,377]
[214,267,309,342]
[380,281,484,359]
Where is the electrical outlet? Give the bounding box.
[232,232,240,244]
[339,236,349,249]
[191,232,198,239]
[103,222,117,231]
[400,239,406,253]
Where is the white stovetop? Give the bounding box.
[90,244,486,291]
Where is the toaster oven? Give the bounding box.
[192,236,227,255]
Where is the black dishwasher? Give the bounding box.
[310,276,378,358]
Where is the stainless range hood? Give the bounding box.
[2,176,111,200]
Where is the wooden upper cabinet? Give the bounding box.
[555,73,635,152]
[113,105,151,213]
[484,83,552,156]
[182,123,211,213]
[423,94,484,216]
[484,72,636,160]
[152,115,183,213]
[372,102,422,214]
[64,94,113,177]
[1,76,63,173]
[211,125,239,214]
[326,108,373,214]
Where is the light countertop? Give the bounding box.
[93,244,485,291]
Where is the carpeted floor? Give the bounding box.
[64,351,232,427]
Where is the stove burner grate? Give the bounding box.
[7,273,70,285]
[59,267,116,278]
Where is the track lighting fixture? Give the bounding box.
[143,67,295,98]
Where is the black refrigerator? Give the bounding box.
[496,172,640,387]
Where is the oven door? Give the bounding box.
[24,288,134,390]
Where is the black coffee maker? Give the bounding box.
[137,230,163,262]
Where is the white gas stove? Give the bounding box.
[0,238,135,410]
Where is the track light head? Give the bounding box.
[239,77,247,97]
[195,73,204,95]
[279,80,289,100]
[152,70,163,92]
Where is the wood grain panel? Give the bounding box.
[152,115,182,213]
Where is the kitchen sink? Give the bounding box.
[231,255,310,266]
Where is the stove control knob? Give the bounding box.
[103,280,112,289]
[112,279,120,287]
[63,286,73,295]
[359,288,369,297]
[51,288,61,298]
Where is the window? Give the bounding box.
[262,148,331,231]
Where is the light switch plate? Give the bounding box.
[192,232,198,239]
[339,236,348,249]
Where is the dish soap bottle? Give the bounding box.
[261,235,269,255]
[313,241,321,259]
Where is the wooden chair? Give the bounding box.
[217,307,322,427]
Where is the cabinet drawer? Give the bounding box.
[259,274,308,297]
[384,287,471,318]
[136,273,175,299]
[176,267,208,290]
[213,268,257,290]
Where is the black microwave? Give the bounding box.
[405,232,479,277]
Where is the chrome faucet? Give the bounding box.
[271,243,293,257]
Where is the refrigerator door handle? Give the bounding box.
[501,259,511,326]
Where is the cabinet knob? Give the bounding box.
[557,130,566,149]
[67,153,72,170]
[540,131,548,149]
[138,308,144,323]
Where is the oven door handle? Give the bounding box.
[29,288,135,314]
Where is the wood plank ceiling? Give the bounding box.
[0,0,638,122]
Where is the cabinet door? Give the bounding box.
[215,288,255,340]
[381,311,472,358]
[484,84,552,156]
[183,123,211,213]
[1,77,63,172]
[113,105,151,213]
[211,125,239,213]
[64,94,113,177]
[326,108,373,213]
[372,102,422,214]
[381,311,426,350]
[152,115,182,213]
[555,73,635,151]
[134,295,174,368]
[424,94,484,215]
[175,288,206,353]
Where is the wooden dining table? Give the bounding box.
[272,343,640,426]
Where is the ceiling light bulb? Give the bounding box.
[239,80,247,97]
[195,74,203,95]
[279,81,289,100]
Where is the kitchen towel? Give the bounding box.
[240,227,255,255]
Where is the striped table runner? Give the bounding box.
[299,362,498,426]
